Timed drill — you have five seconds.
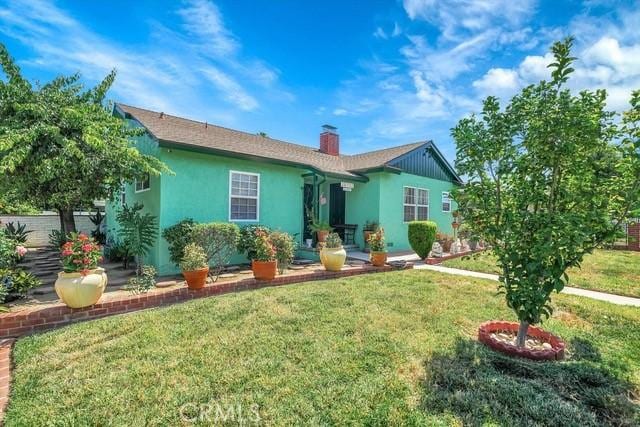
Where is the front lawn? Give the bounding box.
[442,249,640,297]
[6,271,640,425]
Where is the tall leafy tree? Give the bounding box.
[453,37,640,347]
[0,43,168,234]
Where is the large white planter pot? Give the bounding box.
[320,246,347,271]
[54,267,107,308]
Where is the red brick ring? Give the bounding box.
[478,320,565,361]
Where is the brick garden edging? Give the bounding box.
[478,320,566,361]
[425,248,485,264]
[0,264,410,339]
[0,338,15,422]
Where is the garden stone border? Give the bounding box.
[0,338,15,422]
[478,320,565,361]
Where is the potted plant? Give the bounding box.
[362,220,379,247]
[320,232,346,271]
[270,231,296,274]
[251,230,277,280]
[306,206,332,244]
[180,243,209,290]
[54,233,107,308]
[367,228,387,266]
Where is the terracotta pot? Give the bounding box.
[478,320,565,361]
[369,251,387,267]
[320,246,346,271]
[252,260,277,280]
[182,267,209,290]
[55,267,107,308]
[316,230,329,244]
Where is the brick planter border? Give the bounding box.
[0,338,15,422]
[0,264,410,339]
[478,320,565,361]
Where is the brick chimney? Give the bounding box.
[319,124,339,156]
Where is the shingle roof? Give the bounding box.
[116,103,427,179]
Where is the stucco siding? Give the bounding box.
[377,172,458,251]
[156,148,304,275]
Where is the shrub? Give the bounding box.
[408,221,437,258]
[126,265,156,294]
[191,222,240,279]
[367,228,386,252]
[237,225,271,260]
[252,230,276,262]
[0,233,18,269]
[270,231,296,274]
[48,229,68,249]
[0,268,41,302]
[179,243,208,272]
[4,221,32,244]
[60,233,102,274]
[325,232,342,249]
[116,203,158,272]
[162,219,196,267]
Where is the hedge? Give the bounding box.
[408,221,437,259]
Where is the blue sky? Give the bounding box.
[1,0,639,163]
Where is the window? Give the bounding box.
[403,186,429,222]
[135,173,150,193]
[442,191,451,212]
[229,171,259,221]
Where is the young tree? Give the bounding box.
[452,37,640,347]
[0,44,168,234]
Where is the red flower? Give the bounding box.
[82,257,90,264]
[61,249,73,257]
[73,259,82,264]
[82,244,93,252]
[78,233,89,241]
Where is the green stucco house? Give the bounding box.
[107,104,462,275]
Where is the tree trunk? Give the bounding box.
[58,208,77,236]
[516,320,529,348]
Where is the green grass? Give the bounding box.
[442,249,640,297]
[6,271,640,425]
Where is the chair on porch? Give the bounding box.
[332,224,357,246]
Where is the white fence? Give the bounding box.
[0,213,95,247]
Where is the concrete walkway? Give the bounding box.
[415,263,640,307]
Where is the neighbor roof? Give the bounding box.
[115,103,456,182]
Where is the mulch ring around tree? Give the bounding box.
[478,320,566,361]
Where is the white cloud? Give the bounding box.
[373,27,387,39]
[403,0,536,41]
[0,0,289,117]
[472,68,520,98]
[177,0,238,56]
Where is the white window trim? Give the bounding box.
[403,186,429,223]
[442,191,451,213]
[228,170,260,222]
[134,174,150,193]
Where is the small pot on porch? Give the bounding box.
[316,230,330,244]
[55,267,107,309]
[182,267,209,290]
[252,260,277,280]
[369,251,387,267]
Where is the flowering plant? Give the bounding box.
[367,228,386,252]
[252,230,276,262]
[15,245,27,258]
[61,233,102,275]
